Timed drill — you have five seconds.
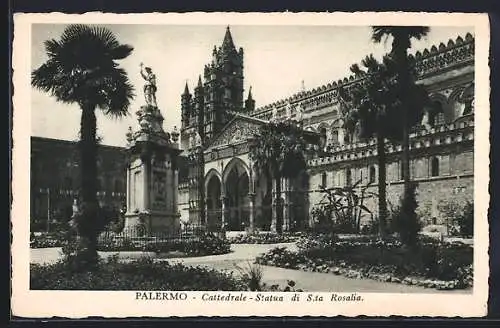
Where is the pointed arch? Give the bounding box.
[222,157,251,183]
[205,168,222,191]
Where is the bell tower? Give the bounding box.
[203,26,245,141]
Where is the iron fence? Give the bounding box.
[97,226,206,249]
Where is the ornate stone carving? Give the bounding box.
[210,120,260,147]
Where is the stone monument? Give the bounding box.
[123,63,181,235]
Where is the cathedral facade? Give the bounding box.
[178,27,475,233]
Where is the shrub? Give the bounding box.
[97,236,137,252]
[234,261,265,291]
[456,201,474,238]
[390,183,421,247]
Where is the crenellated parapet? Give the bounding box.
[252,33,475,121]
[411,33,474,78]
[307,114,474,170]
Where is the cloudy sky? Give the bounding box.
[30,23,473,147]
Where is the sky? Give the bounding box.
[30,24,474,147]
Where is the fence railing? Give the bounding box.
[97,226,205,249]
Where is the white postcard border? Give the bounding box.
[12,12,490,318]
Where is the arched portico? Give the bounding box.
[223,158,252,231]
[205,169,222,231]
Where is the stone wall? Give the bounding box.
[308,145,474,227]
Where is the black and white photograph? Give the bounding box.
[12,12,490,317]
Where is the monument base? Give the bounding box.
[124,211,181,236]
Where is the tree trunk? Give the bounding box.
[77,103,100,269]
[81,104,98,204]
[394,41,412,197]
[377,134,388,239]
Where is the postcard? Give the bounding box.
[12,11,490,317]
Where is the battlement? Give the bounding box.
[307,114,474,168]
[252,33,475,118]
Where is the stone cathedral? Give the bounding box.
[177,26,475,233]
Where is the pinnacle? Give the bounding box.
[183,81,190,94]
[197,75,203,87]
[248,86,253,100]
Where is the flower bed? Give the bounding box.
[228,232,297,244]
[30,232,67,248]
[143,234,231,256]
[31,256,303,291]
[97,233,231,257]
[30,256,245,290]
[256,236,473,290]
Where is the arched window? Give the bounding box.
[431,157,440,177]
[344,133,351,144]
[428,101,445,127]
[331,130,339,144]
[369,166,376,183]
[319,127,327,149]
[321,172,327,188]
[346,169,352,186]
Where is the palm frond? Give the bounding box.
[32,23,135,111]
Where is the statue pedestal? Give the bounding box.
[124,105,181,236]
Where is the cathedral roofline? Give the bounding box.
[252,32,475,116]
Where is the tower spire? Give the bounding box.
[197,75,203,87]
[183,80,190,95]
[221,25,236,54]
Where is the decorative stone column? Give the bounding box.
[248,192,256,232]
[220,195,227,230]
[271,179,278,232]
[126,167,131,211]
[282,178,293,232]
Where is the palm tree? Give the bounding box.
[338,55,397,237]
[339,54,428,238]
[371,26,430,197]
[249,121,309,233]
[32,24,135,267]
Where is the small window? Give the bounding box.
[321,172,327,188]
[369,166,376,183]
[346,169,352,186]
[429,101,445,127]
[431,157,440,177]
